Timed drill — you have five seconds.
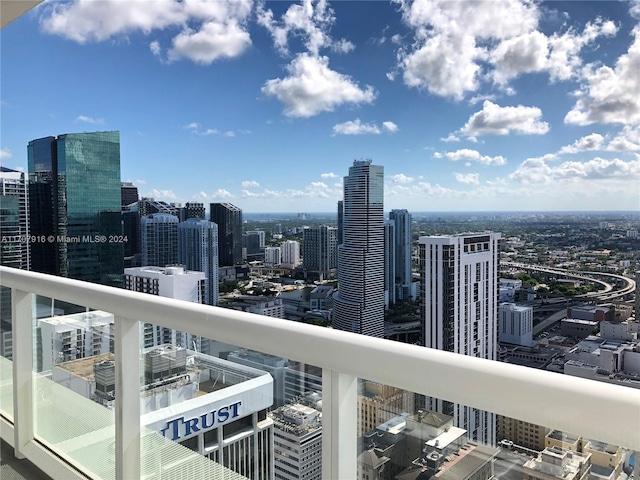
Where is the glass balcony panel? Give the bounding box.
[0,286,14,421]
[355,382,635,480]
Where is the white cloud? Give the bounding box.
[0,148,12,159]
[40,0,252,64]
[145,188,178,200]
[76,115,104,124]
[135,179,147,185]
[461,101,549,137]
[437,148,507,166]
[565,26,640,126]
[510,156,640,184]
[256,0,353,56]
[607,126,640,151]
[454,172,480,185]
[241,180,260,188]
[382,121,398,133]
[440,133,460,143]
[391,173,414,184]
[321,172,338,178]
[167,20,251,65]
[198,191,208,198]
[333,118,380,135]
[490,18,617,86]
[396,0,539,100]
[262,54,376,118]
[559,133,605,154]
[185,123,241,137]
[212,188,233,199]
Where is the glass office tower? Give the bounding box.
[209,203,242,267]
[28,131,123,287]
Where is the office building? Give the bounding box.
[53,345,275,480]
[389,209,413,301]
[497,416,547,451]
[178,218,219,306]
[246,230,266,248]
[499,303,534,347]
[210,203,242,267]
[302,226,338,281]
[333,160,384,338]
[384,219,396,308]
[418,232,501,445]
[124,266,206,349]
[0,167,30,358]
[141,213,179,267]
[280,240,300,269]
[358,380,415,437]
[120,181,139,209]
[28,131,123,286]
[270,403,322,480]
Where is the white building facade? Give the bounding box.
[419,232,501,445]
[124,266,206,349]
[280,240,300,269]
[499,302,534,347]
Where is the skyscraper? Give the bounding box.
[384,219,396,308]
[0,167,30,359]
[178,218,219,306]
[302,226,338,282]
[120,181,139,209]
[210,203,242,267]
[389,209,413,301]
[141,213,179,267]
[281,240,300,269]
[28,131,123,287]
[418,232,501,444]
[333,160,384,338]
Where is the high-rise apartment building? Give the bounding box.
[333,160,384,338]
[210,203,242,267]
[124,265,206,349]
[141,213,179,267]
[389,209,413,301]
[302,226,338,281]
[178,218,219,306]
[264,246,281,267]
[177,202,205,221]
[281,240,300,269]
[418,232,501,445]
[28,131,123,286]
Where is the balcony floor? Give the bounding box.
[1,440,53,480]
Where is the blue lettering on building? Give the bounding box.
[160,401,242,441]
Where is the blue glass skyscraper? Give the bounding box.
[28,131,123,287]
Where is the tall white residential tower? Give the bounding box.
[418,232,501,445]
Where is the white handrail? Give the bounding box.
[1,266,638,451]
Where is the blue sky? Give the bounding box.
[2,0,639,212]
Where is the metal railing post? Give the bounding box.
[11,289,33,459]
[114,315,140,480]
[322,369,357,479]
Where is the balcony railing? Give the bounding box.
[0,266,638,479]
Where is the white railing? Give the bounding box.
[1,266,639,479]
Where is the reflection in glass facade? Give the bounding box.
[28,131,123,287]
[210,203,242,267]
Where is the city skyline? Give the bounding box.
[2,1,639,212]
